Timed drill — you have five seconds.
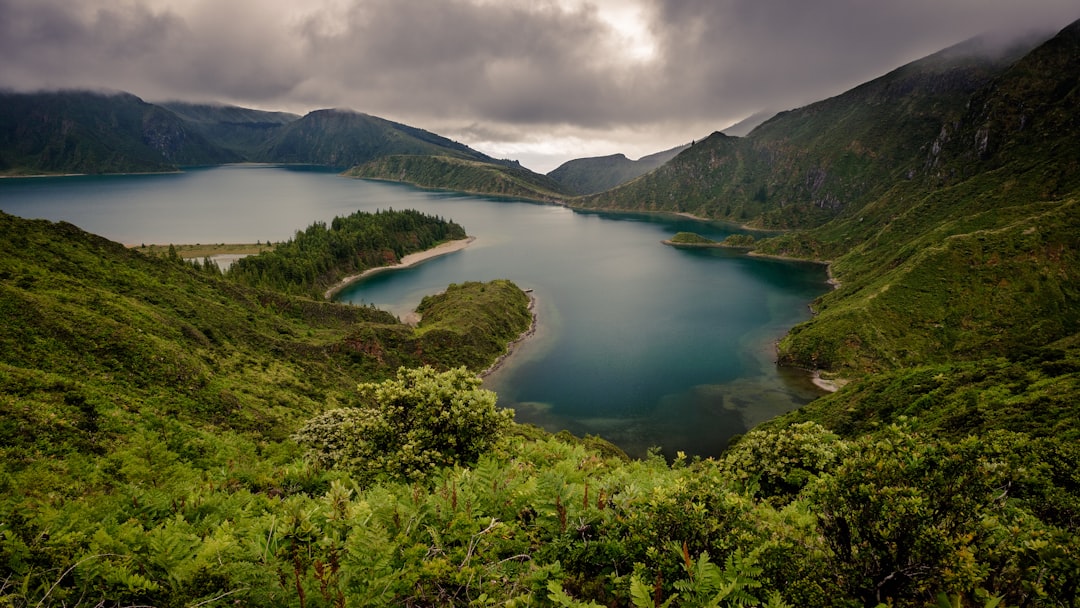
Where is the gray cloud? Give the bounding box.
[1,0,1077,171]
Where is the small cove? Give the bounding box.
[0,165,831,458]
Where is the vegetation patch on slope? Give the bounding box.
[347,154,570,201]
[227,208,466,299]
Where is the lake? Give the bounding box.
[0,164,830,457]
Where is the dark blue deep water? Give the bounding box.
[1,165,830,457]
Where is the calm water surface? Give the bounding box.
[1,165,830,457]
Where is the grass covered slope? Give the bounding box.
[0,91,240,176]
[0,212,1077,605]
[347,154,570,200]
[767,20,1080,376]
[0,211,531,449]
[579,32,1040,227]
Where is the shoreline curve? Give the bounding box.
[324,236,476,300]
[479,290,538,378]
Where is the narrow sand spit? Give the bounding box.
[810,370,845,393]
[323,236,476,300]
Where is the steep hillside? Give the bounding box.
[573,24,1078,379]
[347,153,570,200]
[547,143,688,195]
[158,101,299,158]
[0,91,239,175]
[767,21,1080,376]
[255,109,500,168]
[579,32,1044,228]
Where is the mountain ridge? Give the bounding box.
[573,21,1080,380]
[546,143,689,195]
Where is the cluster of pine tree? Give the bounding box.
[227,209,466,298]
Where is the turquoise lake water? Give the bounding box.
[0,164,830,457]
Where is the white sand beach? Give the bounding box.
[323,236,476,299]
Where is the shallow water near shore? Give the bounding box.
[0,165,830,458]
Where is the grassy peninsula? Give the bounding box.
[346,154,570,201]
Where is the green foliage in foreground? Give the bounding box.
[294,366,513,484]
[1,206,1079,606]
[227,208,466,298]
[3,412,1076,607]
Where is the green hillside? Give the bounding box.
[254,109,499,169]
[2,209,1077,607]
[226,208,468,299]
[0,94,522,185]
[158,101,300,158]
[0,211,529,423]
[0,91,240,175]
[0,92,568,202]
[769,22,1080,376]
[347,154,570,200]
[579,32,1043,227]
[547,144,688,195]
[575,24,1080,380]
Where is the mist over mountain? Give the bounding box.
[0,94,510,175]
[158,101,300,159]
[720,110,777,137]
[0,90,241,175]
[252,108,503,169]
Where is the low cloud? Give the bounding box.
[1,0,1077,171]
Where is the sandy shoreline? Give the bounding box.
[809,369,848,392]
[479,291,538,378]
[323,236,476,299]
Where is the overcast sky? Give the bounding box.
[1,0,1077,172]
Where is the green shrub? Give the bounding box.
[294,366,513,483]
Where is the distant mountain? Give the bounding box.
[0,90,239,175]
[347,154,570,200]
[253,108,501,169]
[0,94,518,181]
[0,91,568,201]
[546,144,689,195]
[576,23,1080,377]
[158,101,299,158]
